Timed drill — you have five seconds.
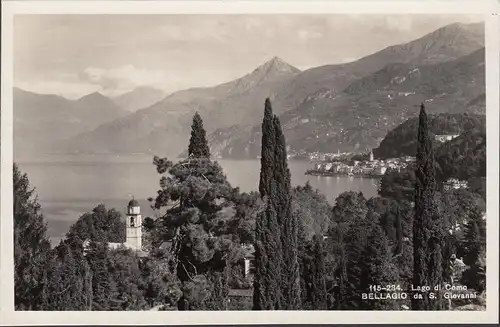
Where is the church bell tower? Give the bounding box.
[126,198,142,251]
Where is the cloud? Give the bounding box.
[81,65,169,94]
[158,20,229,43]
[297,29,323,40]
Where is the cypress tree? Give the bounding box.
[253,182,283,310]
[259,98,276,198]
[188,112,210,158]
[254,98,301,310]
[310,235,327,310]
[412,103,444,310]
[297,216,311,309]
[395,204,403,255]
[273,116,301,309]
[254,99,282,310]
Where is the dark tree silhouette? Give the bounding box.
[412,103,444,310]
[188,112,211,158]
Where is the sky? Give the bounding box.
[14,14,482,99]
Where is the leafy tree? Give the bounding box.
[106,248,148,310]
[412,103,444,310]
[204,268,230,310]
[342,214,373,309]
[359,224,400,310]
[378,169,415,202]
[41,243,93,310]
[331,191,368,226]
[142,250,183,308]
[181,275,210,310]
[298,222,313,310]
[65,204,125,244]
[435,130,486,182]
[85,242,120,310]
[292,182,332,240]
[374,113,485,159]
[327,226,347,309]
[13,164,52,310]
[229,191,265,245]
[188,112,210,158]
[464,209,486,266]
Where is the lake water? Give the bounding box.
[16,154,379,245]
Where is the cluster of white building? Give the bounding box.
[443,178,469,191]
[434,134,460,143]
[312,152,416,177]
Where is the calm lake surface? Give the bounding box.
[17,154,379,245]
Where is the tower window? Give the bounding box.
[130,217,135,227]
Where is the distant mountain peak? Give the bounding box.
[78,91,108,101]
[253,56,301,75]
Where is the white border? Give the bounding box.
[1,0,499,325]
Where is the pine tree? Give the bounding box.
[13,164,52,310]
[188,112,210,158]
[259,98,276,198]
[310,235,328,310]
[149,113,244,310]
[412,103,444,310]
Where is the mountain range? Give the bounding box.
[112,86,166,113]
[13,22,485,159]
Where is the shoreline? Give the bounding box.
[305,169,383,179]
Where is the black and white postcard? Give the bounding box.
[1,0,499,325]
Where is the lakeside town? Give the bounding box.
[306,150,416,178]
[305,133,461,178]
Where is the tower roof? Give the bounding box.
[128,199,139,207]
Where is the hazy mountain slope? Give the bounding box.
[269,22,484,112]
[58,57,301,157]
[113,87,166,112]
[50,22,484,158]
[14,88,127,157]
[212,46,485,159]
[373,113,486,159]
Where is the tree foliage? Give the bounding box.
[148,113,244,310]
[412,103,444,310]
[188,112,211,158]
[254,98,300,310]
[14,164,52,310]
[374,113,485,159]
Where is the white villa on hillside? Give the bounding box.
[434,134,460,143]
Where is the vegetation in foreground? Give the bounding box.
[14,100,486,311]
